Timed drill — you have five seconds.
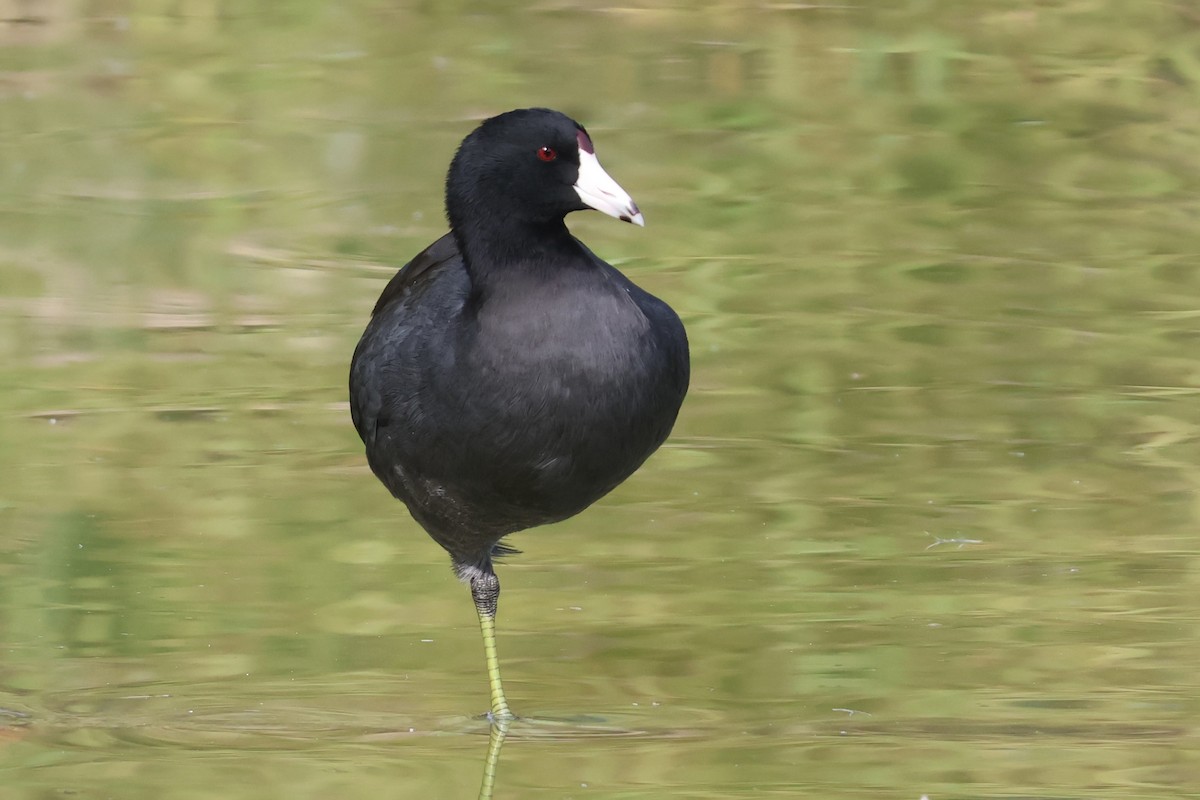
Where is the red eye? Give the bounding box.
[537,146,557,162]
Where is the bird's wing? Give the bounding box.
[351,232,462,450]
[371,231,460,317]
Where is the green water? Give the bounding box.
[3,2,1200,798]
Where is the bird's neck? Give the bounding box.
[452,216,584,290]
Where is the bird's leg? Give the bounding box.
[470,570,515,721]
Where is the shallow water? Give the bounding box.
[3,2,1200,798]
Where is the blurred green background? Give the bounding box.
[2,1,1200,798]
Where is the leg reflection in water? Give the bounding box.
[476,717,511,800]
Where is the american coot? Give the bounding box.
[349,108,689,720]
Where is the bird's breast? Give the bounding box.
[438,286,672,485]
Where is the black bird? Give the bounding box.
[349,108,689,720]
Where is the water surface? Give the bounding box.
[2,2,1199,798]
